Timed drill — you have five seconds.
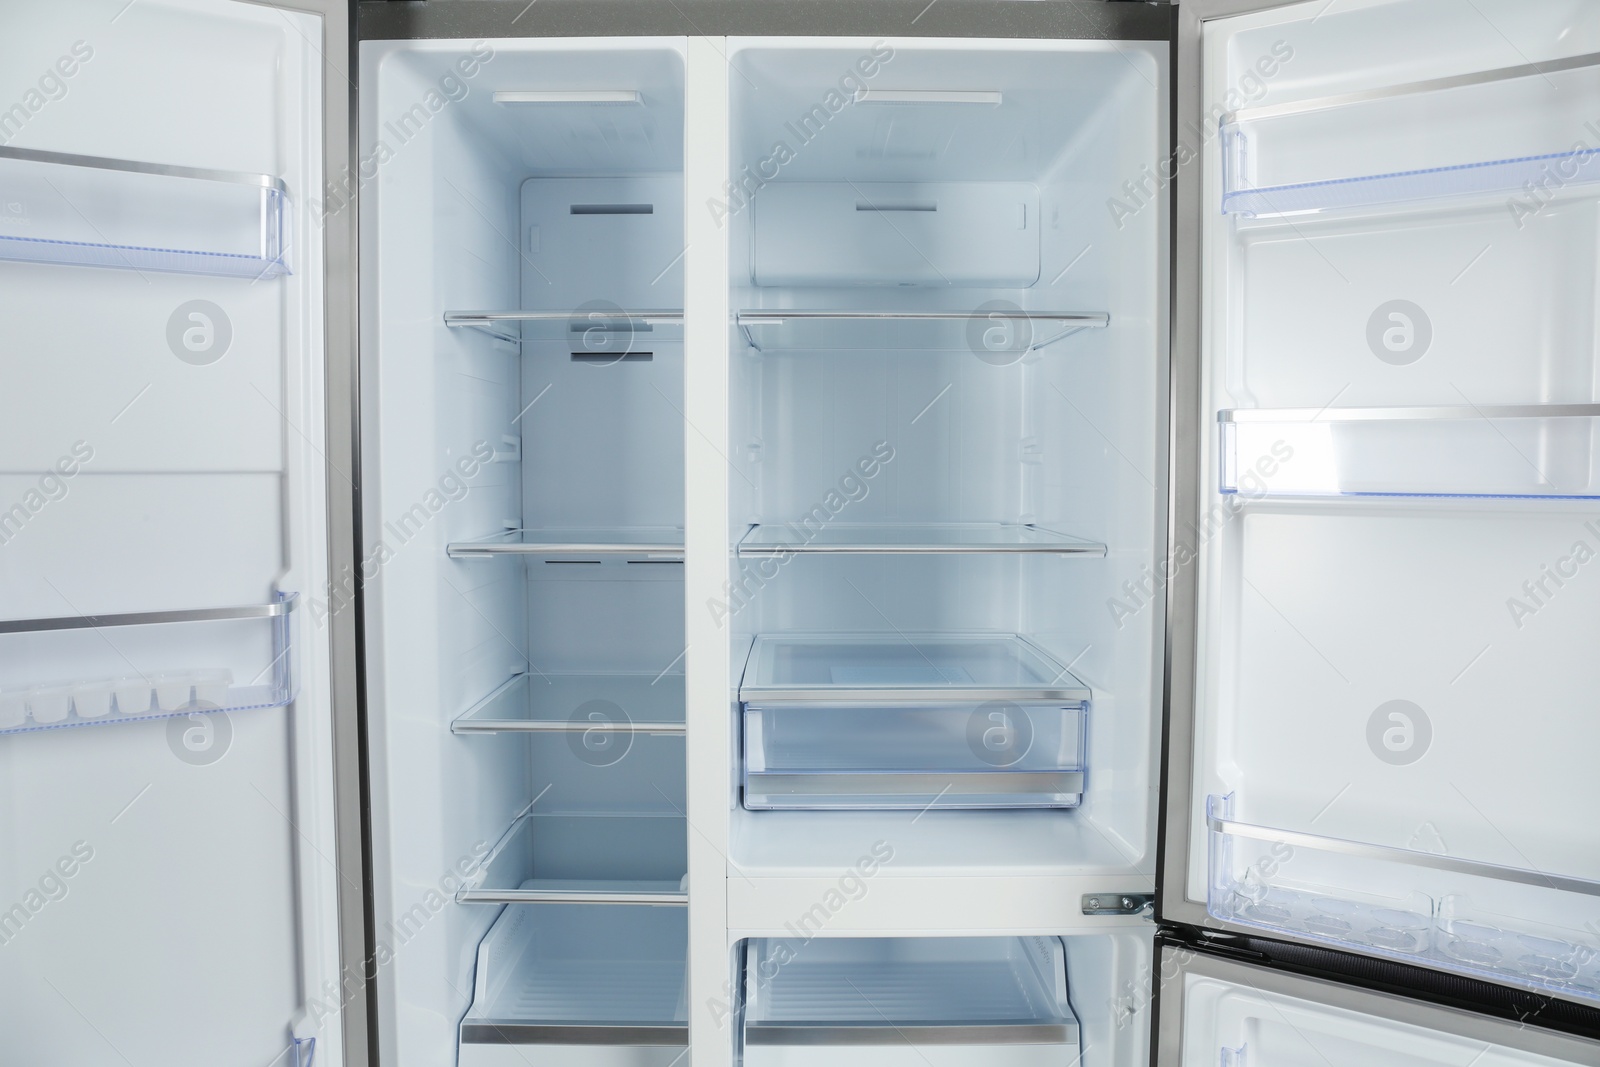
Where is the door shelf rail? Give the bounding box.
[1220,50,1600,218]
[1207,794,1600,1006]
[735,309,1109,354]
[460,810,687,906]
[0,145,290,278]
[443,309,683,346]
[1220,403,1600,499]
[447,527,685,561]
[0,594,298,736]
[451,672,686,735]
[736,522,1107,557]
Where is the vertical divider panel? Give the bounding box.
[684,35,735,1067]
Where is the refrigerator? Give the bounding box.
[3,1,1600,1067]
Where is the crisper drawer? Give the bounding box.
[742,936,1079,1067]
[742,701,1086,810]
[458,904,687,1067]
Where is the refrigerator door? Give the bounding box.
[1166,0,1600,1010]
[1154,944,1600,1067]
[0,2,358,1066]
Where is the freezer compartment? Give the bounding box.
[458,903,687,1067]
[1221,54,1600,217]
[742,936,1080,1067]
[0,145,289,277]
[1220,406,1600,499]
[0,594,296,734]
[462,812,687,906]
[739,633,1090,703]
[1207,795,1600,1005]
[742,701,1087,810]
[452,673,685,735]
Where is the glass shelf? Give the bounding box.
[1220,51,1600,217]
[443,309,683,347]
[739,633,1089,704]
[743,936,1079,1058]
[1208,794,1600,1006]
[460,811,687,906]
[459,903,687,1059]
[736,522,1106,556]
[446,527,685,561]
[735,310,1108,354]
[0,596,297,736]
[0,145,290,277]
[452,673,684,735]
[1220,404,1600,499]
[742,700,1087,811]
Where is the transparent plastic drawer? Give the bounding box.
[742,701,1086,810]
[742,936,1079,1067]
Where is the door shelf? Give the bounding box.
[0,596,297,736]
[452,673,685,735]
[735,522,1106,557]
[459,903,687,1064]
[447,527,685,561]
[735,310,1108,354]
[743,936,1079,1065]
[0,145,290,277]
[739,633,1090,704]
[742,702,1087,811]
[443,309,683,347]
[1208,794,1600,1005]
[1220,404,1600,499]
[1220,51,1600,218]
[461,811,687,906]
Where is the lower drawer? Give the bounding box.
[742,935,1080,1067]
[741,702,1087,810]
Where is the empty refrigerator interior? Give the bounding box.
[362,38,689,1066]
[722,39,1168,881]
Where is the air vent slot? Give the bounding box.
[570,351,654,363]
[856,201,937,213]
[570,203,654,215]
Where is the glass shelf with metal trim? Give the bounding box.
[1220,403,1600,499]
[736,522,1106,557]
[1221,51,1600,218]
[458,903,687,1067]
[735,309,1108,354]
[446,527,685,561]
[442,308,683,348]
[1207,794,1600,1006]
[451,672,685,736]
[0,145,291,277]
[459,811,687,907]
[0,595,298,736]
